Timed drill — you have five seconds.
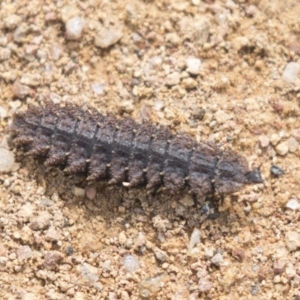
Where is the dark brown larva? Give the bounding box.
[10,101,263,197]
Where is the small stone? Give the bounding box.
[188,228,201,253]
[20,73,42,87]
[14,23,29,43]
[186,57,201,75]
[282,62,300,83]
[66,17,85,40]
[17,246,32,261]
[165,72,180,86]
[165,33,181,46]
[44,251,63,269]
[270,133,281,146]
[198,278,212,292]
[50,43,63,60]
[12,81,30,98]
[153,247,169,262]
[3,14,22,29]
[0,148,15,172]
[259,135,269,148]
[122,254,140,273]
[0,48,11,61]
[270,165,284,176]
[91,83,105,95]
[45,227,60,242]
[29,212,51,231]
[139,273,168,298]
[22,293,37,300]
[275,141,289,156]
[182,77,197,89]
[288,137,299,153]
[192,0,201,5]
[204,248,214,258]
[85,186,97,200]
[95,25,123,48]
[72,186,85,197]
[61,5,81,23]
[286,199,300,210]
[118,231,127,244]
[274,260,286,274]
[211,253,223,266]
[285,231,300,251]
[286,262,296,278]
[80,262,102,290]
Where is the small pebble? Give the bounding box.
[275,141,288,156]
[95,26,123,48]
[182,77,197,89]
[44,251,63,270]
[153,247,169,262]
[122,254,140,273]
[165,72,181,86]
[211,253,223,266]
[85,186,97,200]
[198,278,212,292]
[66,17,85,40]
[0,148,15,172]
[286,199,300,210]
[288,137,299,153]
[14,23,29,43]
[285,231,300,251]
[270,165,284,176]
[188,228,201,252]
[72,186,85,197]
[139,273,167,298]
[29,212,51,231]
[270,133,281,146]
[91,83,105,95]
[282,62,300,83]
[118,231,127,244]
[259,135,269,148]
[0,48,11,61]
[12,81,30,98]
[17,246,32,261]
[186,57,201,75]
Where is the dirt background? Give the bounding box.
[1,0,300,299]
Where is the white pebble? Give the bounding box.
[211,253,223,266]
[188,228,201,252]
[122,254,140,273]
[270,133,281,146]
[66,17,85,40]
[95,27,123,48]
[91,83,105,95]
[275,141,289,156]
[288,137,299,153]
[153,100,164,111]
[186,57,201,75]
[282,62,300,83]
[165,72,180,86]
[285,231,300,251]
[0,148,15,172]
[286,199,300,210]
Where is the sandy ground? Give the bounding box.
[1,0,300,299]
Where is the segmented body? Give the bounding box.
[10,101,263,196]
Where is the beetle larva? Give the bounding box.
[10,101,263,197]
